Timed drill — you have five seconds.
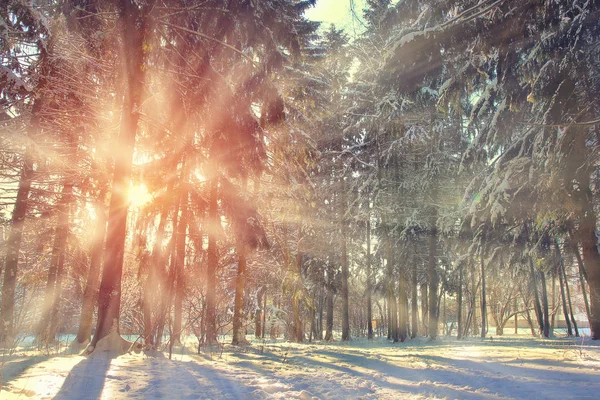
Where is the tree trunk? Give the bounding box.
[385,225,398,342]
[570,238,592,329]
[255,287,264,338]
[427,210,438,340]
[574,151,600,339]
[563,261,579,337]
[39,177,73,345]
[232,240,248,345]
[366,219,373,339]
[324,263,334,341]
[142,194,169,348]
[90,0,153,350]
[75,190,107,346]
[0,142,36,343]
[398,271,408,342]
[421,283,428,336]
[262,289,267,339]
[555,239,578,336]
[411,252,419,339]
[297,242,305,342]
[539,271,550,338]
[172,176,188,345]
[480,232,487,339]
[514,297,518,334]
[340,177,350,342]
[457,261,463,340]
[528,257,544,336]
[206,175,219,344]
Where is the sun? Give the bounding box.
[128,183,153,208]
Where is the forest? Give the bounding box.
[1,0,600,365]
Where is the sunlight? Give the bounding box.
[128,183,153,208]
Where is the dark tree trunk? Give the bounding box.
[262,289,267,339]
[385,225,398,342]
[570,237,592,328]
[398,271,408,342]
[0,143,36,342]
[528,257,545,336]
[324,263,334,341]
[480,232,487,338]
[551,270,556,335]
[421,283,428,336]
[563,260,579,337]
[294,238,304,343]
[232,241,248,345]
[540,271,550,338]
[340,178,350,342]
[457,261,463,340]
[317,284,324,340]
[172,178,188,345]
[90,0,154,350]
[206,176,219,344]
[366,219,373,339]
[427,211,438,340]
[514,298,518,334]
[39,177,73,344]
[411,252,419,339]
[557,239,578,336]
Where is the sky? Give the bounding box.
[304,0,367,34]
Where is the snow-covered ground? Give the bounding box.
[2,334,600,399]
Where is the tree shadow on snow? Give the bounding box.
[140,357,255,399]
[53,356,111,400]
[1,355,54,386]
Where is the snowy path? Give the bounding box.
[2,336,600,399]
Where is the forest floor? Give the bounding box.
[1,333,600,399]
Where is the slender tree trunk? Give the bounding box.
[340,177,350,342]
[75,190,107,345]
[142,195,169,348]
[555,239,578,336]
[421,283,428,336]
[411,252,419,339]
[38,176,74,344]
[293,231,304,343]
[562,262,579,337]
[317,284,324,340]
[232,240,248,345]
[0,143,36,343]
[480,231,487,338]
[551,270,556,335]
[366,219,373,339]
[570,238,592,329]
[262,289,267,339]
[172,177,188,345]
[255,287,264,338]
[206,175,219,344]
[385,225,398,342]
[90,0,154,350]
[528,257,544,336]
[540,271,550,338]
[398,271,408,342]
[325,263,334,341]
[427,209,438,340]
[514,297,518,334]
[457,261,463,340]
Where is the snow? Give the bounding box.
[2,335,600,399]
